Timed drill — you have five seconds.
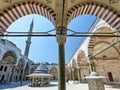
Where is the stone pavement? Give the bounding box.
[0,80,120,90]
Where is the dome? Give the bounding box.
[34,63,48,74]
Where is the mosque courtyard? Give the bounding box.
[0,81,120,90]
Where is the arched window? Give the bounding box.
[0,66,3,71]
[4,66,7,72]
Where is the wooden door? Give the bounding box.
[107,72,113,81]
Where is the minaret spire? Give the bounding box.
[24,19,34,57]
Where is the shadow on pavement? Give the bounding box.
[108,84,120,89]
[0,81,28,90]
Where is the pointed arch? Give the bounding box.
[1,51,17,65]
[30,66,37,73]
[17,58,25,68]
[67,1,120,30]
[93,41,120,56]
[77,50,87,64]
[72,58,77,68]
[0,1,56,31]
[24,62,30,75]
[50,66,58,80]
[88,27,120,57]
[50,66,58,73]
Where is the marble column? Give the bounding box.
[70,71,72,80]
[10,66,15,82]
[70,69,72,80]
[21,68,25,82]
[88,58,94,73]
[78,68,82,83]
[56,26,66,90]
[72,68,75,81]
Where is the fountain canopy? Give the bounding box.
[27,63,53,86]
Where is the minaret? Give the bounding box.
[24,19,34,57]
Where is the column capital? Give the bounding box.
[56,26,67,45]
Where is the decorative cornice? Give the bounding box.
[0,1,56,30]
[45,0,53,4]
[109,0,120,4]
[2,0,12,3]
[70,0,76,3]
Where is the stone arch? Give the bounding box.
[24,62,30,75]
[91,41,120,80]
[88,27,119,57]
[95,22,115,31]
[67,1,120,30]
[24,62,30,80]
[65,65,69,73]
[0,0,56,31]
[72,58,77,68]
[77,50,89,78]
[87,26,120,72]
[16,58,25,81]
[72,58,79,80]
[50,66,58,80]
[93,41,120,57]
[77,50,86,64]
[17,58,25,68]
[30,66,37,73]
[1,51,17,65]
[68,63,72,70]
[95,26,115,34]
[50,66,58,72]
[90,40,120,66]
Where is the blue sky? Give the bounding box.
[6,14,96,64]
